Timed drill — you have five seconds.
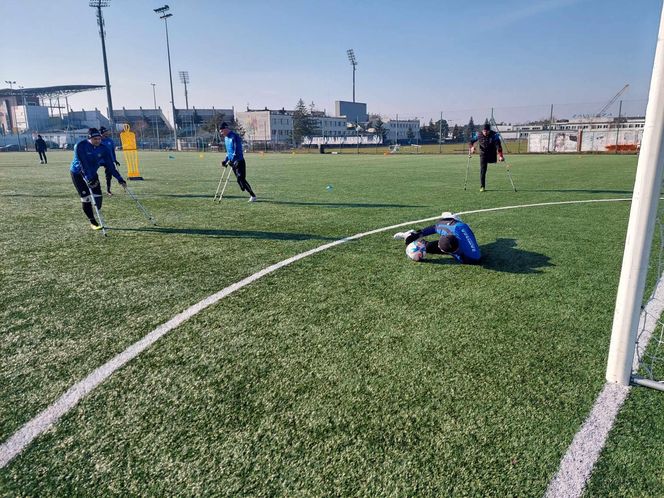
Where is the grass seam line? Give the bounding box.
[0,197,632,469]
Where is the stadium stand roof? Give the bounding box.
[0,85,105,98]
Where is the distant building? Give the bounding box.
[176,107,233,136]
[496,116,645,140]
[66,109,110,130]
[384,118,421,143]
[0,94,42,133]
[113,107,174,145]
[13,104,50,132]
[236,108,351,147]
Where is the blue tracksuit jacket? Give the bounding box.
[101,137,118,164]
[69,139,123,183]
[224,131,244,162]
[420,217,481,264]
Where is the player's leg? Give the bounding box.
[104,165,113,195]
[71,172,99,227]
[480,158,488,191]
[234,160,257,199]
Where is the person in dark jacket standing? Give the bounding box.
[220,122,257,202]
[35,135,48,164]
[99,126,121,196]
[469,122,504,192]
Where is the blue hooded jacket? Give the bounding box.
[101,136,118,164]
[224,130,244,162]
[69,139,124,183]
[420,217,481,264]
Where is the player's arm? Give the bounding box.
[469,132,478,153]
[110,142,120,165]
[496,133,504,161]
[74,143,92,183]
[230,135,241,164]
[403,225,435,244]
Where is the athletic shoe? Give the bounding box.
[90,223,103,231]
[107,191,113,197]
[479,187,485,192]
[393,229,415,240]
[248,196,257,202]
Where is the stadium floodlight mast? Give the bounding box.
[154,5,177,149]
[89,0,115,132]
[4,81,16,134]
[347,49,357,103]
[151,83,160,148]
[178,71,190,110]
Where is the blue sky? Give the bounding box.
[1,0,661,124]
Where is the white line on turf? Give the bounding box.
[545,274,664,498]
[0,197,633,469]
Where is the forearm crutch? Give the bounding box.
[463,153,472,191]
[505,162,517,192]
[214,166,233,202]
[84,176,107,236]
[124,185,157,225]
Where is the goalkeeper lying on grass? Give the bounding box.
[394,212,481,264]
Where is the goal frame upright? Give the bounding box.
[606,0,664,386]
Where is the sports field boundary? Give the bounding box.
[0,197,635,472]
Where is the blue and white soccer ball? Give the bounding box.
[406,239,427,262]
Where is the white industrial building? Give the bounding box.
[384,119,421,143]
[236,108,351,147]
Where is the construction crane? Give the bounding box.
[596,84,629,117]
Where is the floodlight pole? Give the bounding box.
[151,83,160,149]
[90,0,115,132]
[347,49,357,103]
[439,111,443,154]
[5,81,16,135]
[179,71,189,110]
[155,5,177,149]
[606,1,664,386]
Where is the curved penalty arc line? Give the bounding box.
[0,197,633,469]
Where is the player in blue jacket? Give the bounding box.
[99,126,122,196]
[220,122,257,202]
[393,212,481,264]
[70,128,126,230]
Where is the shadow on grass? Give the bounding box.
[159,194,221,199]
[518,188,632,195]
[0,193,70,198]
[420,238,553,274]
[480,238,553,274]
[263,200,423,209]
[106,192,422,208]
[111,226,336,241]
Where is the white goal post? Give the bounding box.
[606,0,664,389]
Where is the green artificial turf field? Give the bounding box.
[1,150,663,496]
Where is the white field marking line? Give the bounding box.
[545,273,664,498]
[0,197,632,469]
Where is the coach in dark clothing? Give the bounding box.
[469,122,504,192]
[35,135,48,164]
